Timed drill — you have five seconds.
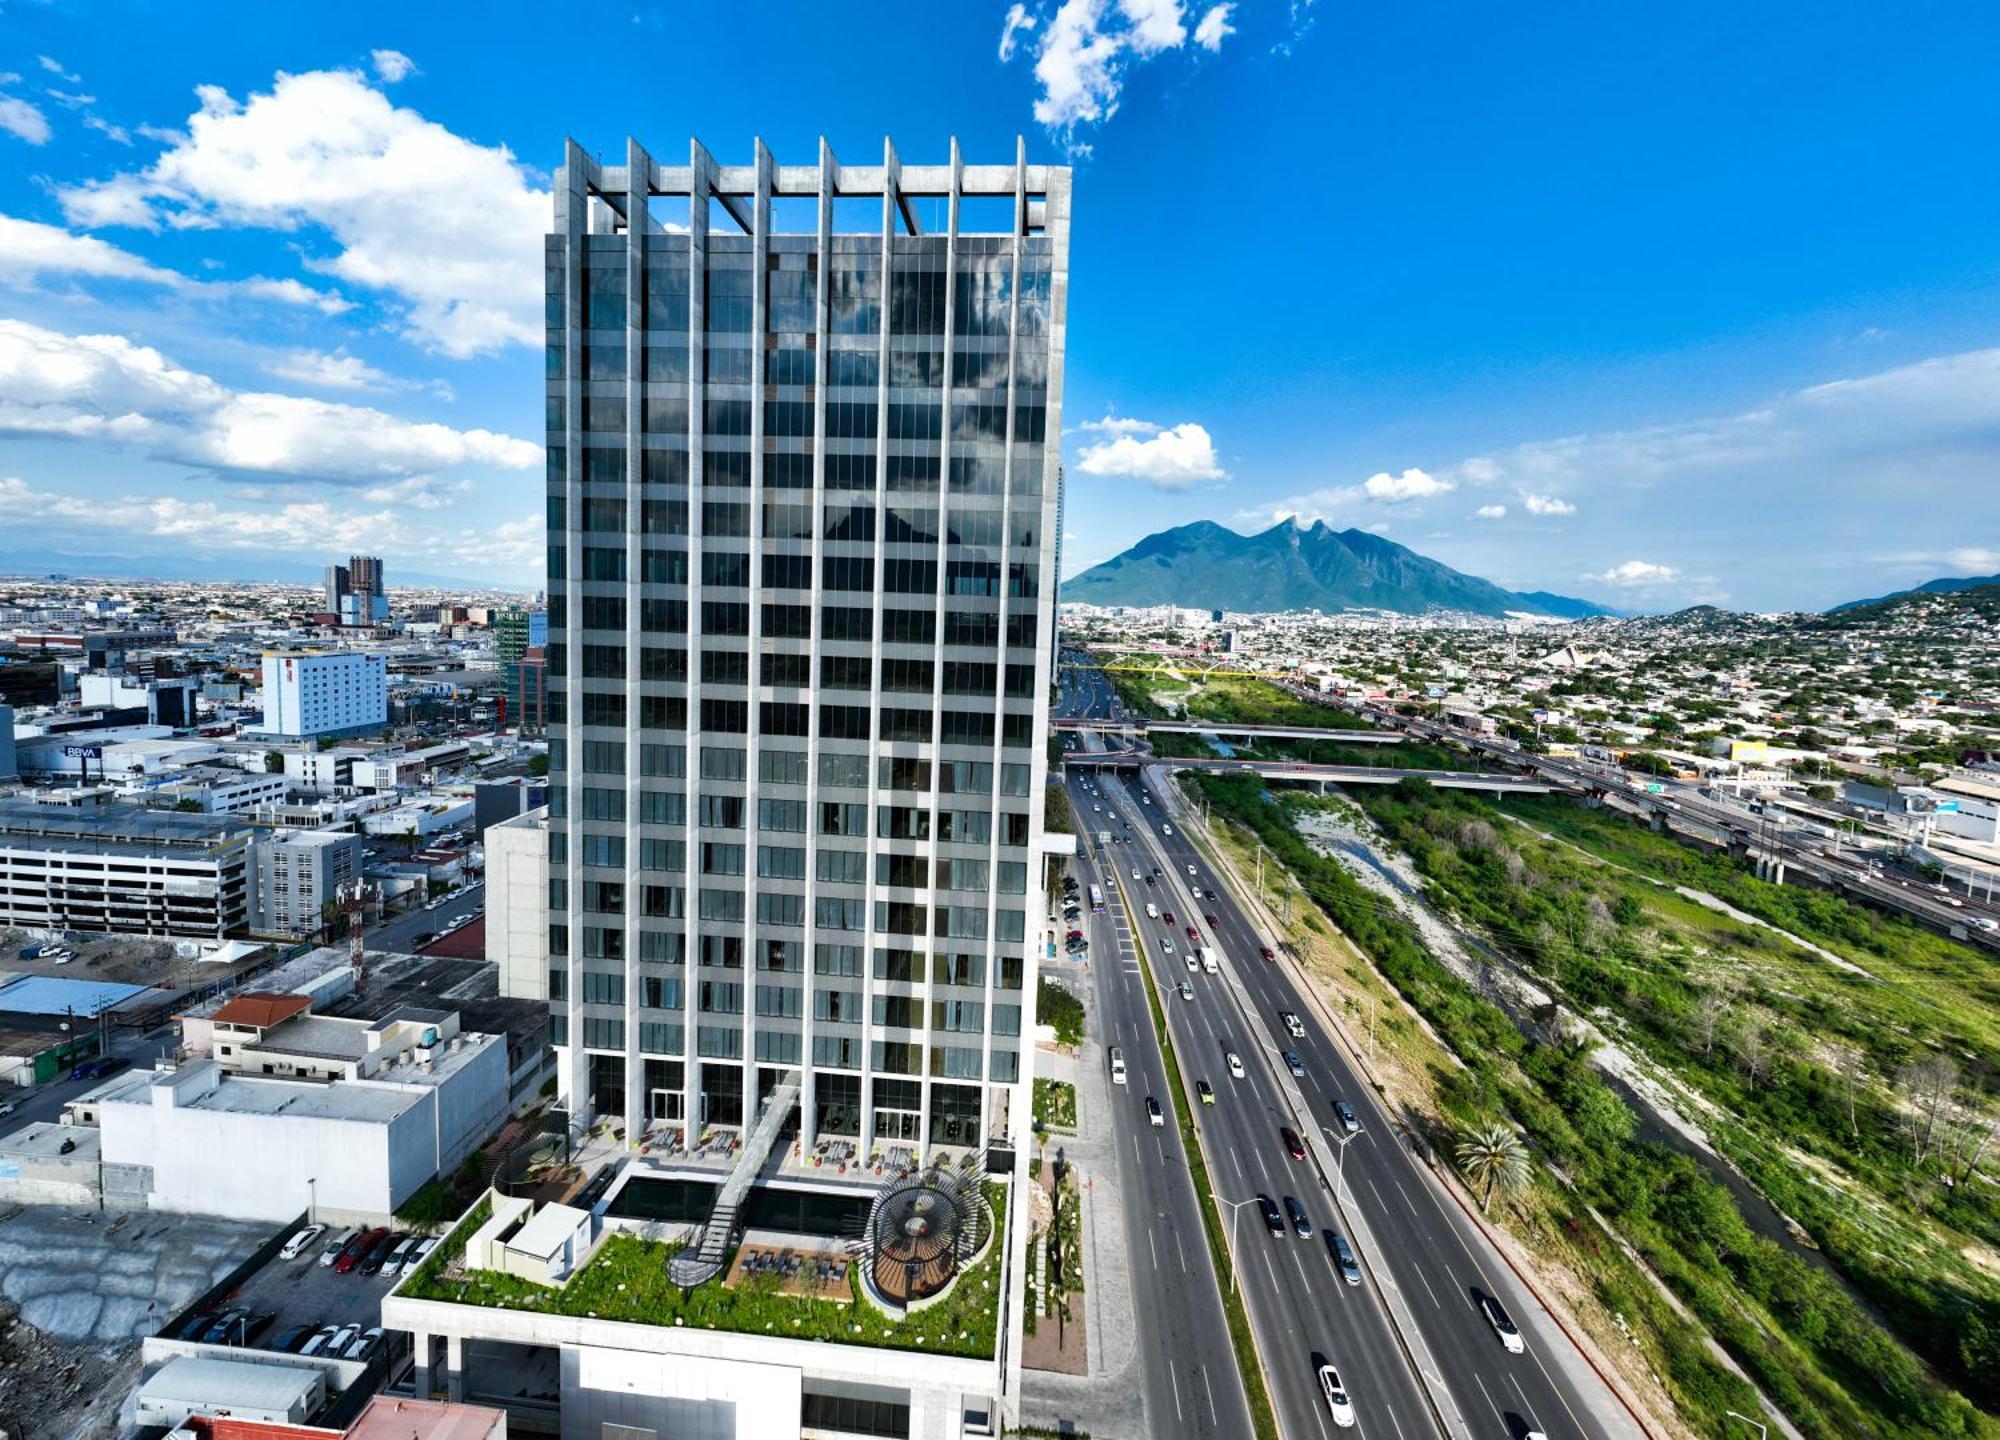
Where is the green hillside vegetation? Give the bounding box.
[1184,770,1996,1438]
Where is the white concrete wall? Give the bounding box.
[99,1089,397,1221]
[485,808,548,1001]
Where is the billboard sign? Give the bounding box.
[62,744,103,760]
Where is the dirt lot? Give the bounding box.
[0,926,269,994]
[0,1204,267,1440]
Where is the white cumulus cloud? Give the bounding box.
[0,95,50,145]
[1586,560,1679,587]
[1521,491,1575,516]
[1474,504,1507,520]
[58,66,547,357]
[1193,3,1235,49]
[0,213,351,313]
[0,317,538,484]
[1359,467,1452,502]
[1075,417,1226,488]
[999,3,1038,61]
[370,50,418,83]
[1008,0,1235,150]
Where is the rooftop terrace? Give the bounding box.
[396,1179,1007,1361]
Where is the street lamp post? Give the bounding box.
[1319,1125,1359,1205]
[307,1176,317,1226]
[1210,1192,1259,1295]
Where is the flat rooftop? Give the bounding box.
[255,1014,371,1063]
[94,1065,421,1124]
[0,798,247,850]
[0,973,149,1018]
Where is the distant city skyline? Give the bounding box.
[0,2,1996,610]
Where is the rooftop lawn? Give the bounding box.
[399,1182,1007,1361]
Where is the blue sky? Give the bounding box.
[0,1,1996,609]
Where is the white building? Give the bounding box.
[485,806,547,1002]
[85,1001,506,1224]
[0,797,253,938]
[256,829,364,937]
[260,651,387,739]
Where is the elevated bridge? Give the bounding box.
[1068,750,1554,795]
[1054,717,1400,744]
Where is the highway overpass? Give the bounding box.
[1054,717,1401,744]
[1068,749,1556,794]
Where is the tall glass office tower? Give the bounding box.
[546,139,1070,1167]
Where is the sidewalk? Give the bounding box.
[1019,968,1149,1439]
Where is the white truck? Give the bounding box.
[1198,946,1219,975]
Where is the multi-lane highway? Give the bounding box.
[1075,769,1445,1438]
[1065,811,1256,1438]
[1059,657,1637,1439]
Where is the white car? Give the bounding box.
[1132,868,1142,882]
[380,1234,420,1277]
[1185,953,1199,972]
[1177,981,1194,1002]
[1187,864,1198,877]
[1146,1096,1164,1127]
[1162,825,1173,837]
[319,1227,358,1267]
[1282,1012,1305,1038]
[1226,1052,1245,1079]
[1480,1294,1525,1354]
[1161,937,1175,954]
[1318,1364,1355,1427]
[279,1223,325,1261]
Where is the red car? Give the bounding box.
[1260,946,1277,962]
[333,1227,388,1275]
[1162,912,1176,926]
[1204,913,1220,929]
[1185,926,1200,944]
[1281,1127,1306,1161]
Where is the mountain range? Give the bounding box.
[1061,519,1615,619]
[1826,573,2000,613]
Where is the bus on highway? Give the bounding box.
[1088,883,1105,913]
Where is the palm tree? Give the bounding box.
[1455,1123,1531,1213]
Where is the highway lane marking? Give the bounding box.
[1392,1178,1421,1218]
[1230,1149,1246,1186]
[1412,1264,1442,1309]
[1168,1357,1185,1423]
[1508,1374,1538,1425]
[1177,1229,1190,1274]
[1366,1176,1392,1214]
[1201,1364,1219,1425]
[1149,1229,1159,1272]
[1472,1372,1508,1432]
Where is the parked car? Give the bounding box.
[298,1324,343,1357]
[279,1223,326,1261]
[1145,1096,1164,1127]
[346,1325,387,1362]
[380,1234,420,1277]
[319,1227,359,1267]
[272,1323,318,1353]
[1332,1099,1362,1134]
[333,1227,385,1274]
[1258,1193,1284,1236]
[324,1323,362,1356]
[358,1230,403,1276]
[1479,1293,1525,1354]
[411,1236,440,1268]
[199,1309,250,1345]
[1281,1126,1307,1161]
[169,1310,219,1341]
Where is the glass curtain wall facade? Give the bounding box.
[546,139,1070,1159]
